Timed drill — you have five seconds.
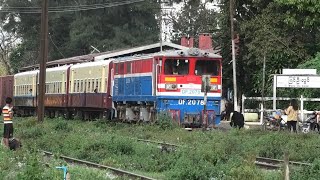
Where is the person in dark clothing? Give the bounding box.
[221,101,233,121]
[230,111,244,129]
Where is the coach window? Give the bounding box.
[115,64,119,75]
[164,59,189,75]
[50,83,52,93]
[127,62,132,74]
[73,81,76,93]
[119,63,124,74]
[91,79,95,92]
[195,60,220,76]
[93,79,98,93]
[78,81,80,92]
[80,80,83,92]
[45,84,48,93]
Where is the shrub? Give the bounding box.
[54,120,72,132]
[19,126,45,139]
[157,113,178,130]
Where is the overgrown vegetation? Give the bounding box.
[0,145,113,179]
[2,117,320,179]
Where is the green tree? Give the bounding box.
[217,0,320,102]
[0,0,160,72]
[170,0,219,46]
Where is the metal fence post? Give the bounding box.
[260,103,264,125]
[241,94,245,114]
[273,74,277,110]
[300,95,304,121]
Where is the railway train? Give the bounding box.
[0,39,222,126]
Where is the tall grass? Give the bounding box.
[3,116,320,179]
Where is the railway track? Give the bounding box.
[136,139,180,147]
[255,157,311,169]
[42,151,156,180]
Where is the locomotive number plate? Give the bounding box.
[178,99,204,105]
[181,89,201,95]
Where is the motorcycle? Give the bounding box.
[300,111,319,134]
[262,110,287,131]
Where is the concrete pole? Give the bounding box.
[159,0,163,52]
[300,95,304,121]
[284,151,290,180]
[230,0,238,111]
[262,55,266,107]
[273,74,277,110]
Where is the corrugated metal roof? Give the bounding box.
[19,42,220,72]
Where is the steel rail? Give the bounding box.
[136,139,181,148]
[255,157,311,169]
[43,151,156,180]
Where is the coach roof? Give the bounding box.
[70,59,112,69]
[14,70,39,77]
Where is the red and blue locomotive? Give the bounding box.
[107,48,222,126]
[0,36,222,126]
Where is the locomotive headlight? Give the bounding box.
[165,83,178,90]
[210,84,218,91]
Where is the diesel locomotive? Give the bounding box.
[0,37,222,126]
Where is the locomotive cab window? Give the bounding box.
[195,60,220,76]
[164,59,189,75]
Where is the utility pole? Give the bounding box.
[202,75,210,129]
[38,0,49,122]
[159,0,163,52]
[230,0,238,111]
[262,54,266,107]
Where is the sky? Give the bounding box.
[161,0,219,42]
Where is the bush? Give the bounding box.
[168,149,214,179]
[54,120,72,132]
[157,113,178,130]
[19,126,45,139]
[291,159,320,180]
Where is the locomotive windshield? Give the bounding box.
[195,60,220,76]
[164,59,189,75]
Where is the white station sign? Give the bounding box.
[277,75,320,88]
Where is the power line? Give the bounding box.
[0,0,145,14]
[49,34,65,58]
